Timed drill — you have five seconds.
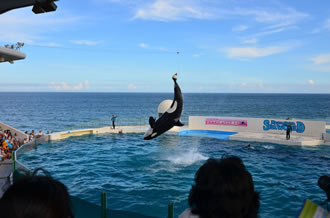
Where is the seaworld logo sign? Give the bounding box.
[263,120,305,133]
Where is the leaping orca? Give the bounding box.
[144,73,184,140]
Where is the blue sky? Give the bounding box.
[1,0,330,93]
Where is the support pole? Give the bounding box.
[12,151,16,180]
[168,202,174,218]
[101,192,107,218]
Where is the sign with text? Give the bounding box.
[205,118,248,127]
[263,120,306,133]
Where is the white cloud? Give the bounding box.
[241,26,296,44]
[113,0,308,30]
[242,38,257,44]
[226,45,290,59]
[234,8,308,27]
[308,65,330,73]
[308,80,314,85]
[192,82,330,93]
[0,9,80,44]
[127,83,137,90]
[256,26,295,37]
[33,42,63,47]
[312,18,330,34]
[48,80,90,91]
[137,42,169,51]
[70,40,101,46]
[232,25,248,32]
[133,0,215,21]
[85,80,90,89]
[312,54,330,65]
[138,43,149,48]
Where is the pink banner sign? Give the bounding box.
[205,118,248,127]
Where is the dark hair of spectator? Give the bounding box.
[188,156,259,218]
[0,168,74,218]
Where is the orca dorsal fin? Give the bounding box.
[175,120,184,127]
[149,116,155,128]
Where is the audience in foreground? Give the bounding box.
[179,156,259,218]
[0,169,74,218]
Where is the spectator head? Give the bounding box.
[188,156,259,218]
[0,169,74,218]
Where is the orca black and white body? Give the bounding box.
[144,73,184,140]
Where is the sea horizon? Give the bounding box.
[1,91,330,94]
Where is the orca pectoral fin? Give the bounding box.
[149,116,155,128]
[175,120,184,127]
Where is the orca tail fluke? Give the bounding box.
[175,120,184,127]
[149,116,155,128]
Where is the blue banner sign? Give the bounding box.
[263,120,305,133]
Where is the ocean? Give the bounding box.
[1,92,330,217]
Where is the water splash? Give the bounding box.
[165,147,208,166]
[263,145,275,150]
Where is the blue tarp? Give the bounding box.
[178,130,237,140]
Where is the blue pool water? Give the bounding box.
[178,130,237,140]
[19,133,330,218]
[1,92,330,217]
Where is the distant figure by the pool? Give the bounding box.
[144,73,184,140]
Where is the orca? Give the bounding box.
[144,73,184,140]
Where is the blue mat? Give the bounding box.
[178,130,237,140]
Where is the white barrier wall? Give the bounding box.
[189,116,326,138]
[324,133,330,142]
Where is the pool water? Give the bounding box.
[19,133,330,218]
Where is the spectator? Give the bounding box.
[0,169,74,218]
[29,133,34,142]
[37,130,44,138]
[4,130,8,138]
[179,156,259,218]
[23,137,29,144]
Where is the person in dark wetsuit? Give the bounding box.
[286,123,292,140]
[111,114,117,129]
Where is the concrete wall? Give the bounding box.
[189,116,326,138]
[0,122,26,143]
[49,126,148,141]
[323,133,330,143]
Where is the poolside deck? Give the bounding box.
[48,125,328,146]
[49,125,149,140]
[230,132,324,146]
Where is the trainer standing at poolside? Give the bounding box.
[111,114,117,129]
[286,123,292,140]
